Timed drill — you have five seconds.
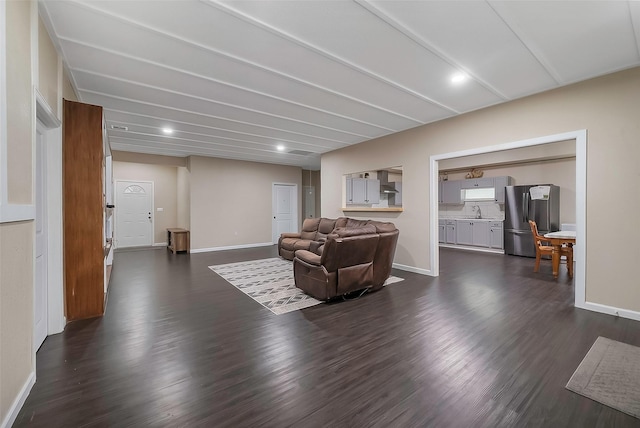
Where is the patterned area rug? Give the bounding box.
[209,257,403,315]
[566,336,640,419]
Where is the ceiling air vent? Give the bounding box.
[110,125,128,131]
[288,149,313,156]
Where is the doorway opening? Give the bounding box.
[429,130,587,309]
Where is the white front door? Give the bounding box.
[34,128,48,351]
[115,181,153,248]
[272,184,298,243]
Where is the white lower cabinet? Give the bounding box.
[445,220,456,244]
[489,222,504,249]
[455,220,491,247]
[473,222,490,247]
[440,219,504,250]
[456,221,473,245]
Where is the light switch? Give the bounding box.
[157,207,164,211]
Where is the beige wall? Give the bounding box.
[38,17,57,117]
[189,156,301,250]
[443,158,576,224]
[177,165,191,230]
[112,150,187,167]
[439,139,576,171]
[0,221,35,420]
[1,0,35,422]
[62,66,77,102]
[302,169,321,219]
[1,1,75,422]
[322,67,640,312]
[6,0,32,204]
[113,161,178,245]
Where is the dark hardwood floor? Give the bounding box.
[15,246,640,427]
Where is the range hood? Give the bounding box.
[377,170,399,193]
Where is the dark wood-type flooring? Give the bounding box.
[15,246,640,427]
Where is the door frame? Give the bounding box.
[429,129,586,310]
[272,182,298,244]
[35,121,48,351]
[35,91,65,341]
[114,180,155,248]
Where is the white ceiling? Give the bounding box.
[41,1,640,169]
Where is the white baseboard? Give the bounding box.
[439,244,504,254]
[576,301,640,322]
[190,242,274,254]
[392,263,432,276]
[1,371,35,428]
[153,242,167,247]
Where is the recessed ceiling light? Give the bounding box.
[276,144,285,152]
[451,72,468,84]
[162,127,173,135]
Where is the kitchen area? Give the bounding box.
[438,140,576,258]
[438,176,510,253]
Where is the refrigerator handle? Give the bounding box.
[522,193,527,224]
[525,195,530,222]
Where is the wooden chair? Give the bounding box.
[528,220,573,277]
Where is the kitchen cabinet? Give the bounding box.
[460,177,495,189]
[493,176,512,204]
[438,219,445,243]
[445,220,456,244]
[489,221,504,249]
[441,180,462,204]
[456,221,473,245]
[456,220,490,247]
[440,176,511,204]
[346,178,380,205]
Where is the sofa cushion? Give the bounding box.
[368,220,397,233]
[332,224,377,238]
[334,217,348,228]
[293,239,313,251]
[300,217,321,240]
[345,218,369,228]
[281,237,313,251]
[316,218,337,241]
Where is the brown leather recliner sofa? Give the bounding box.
[285,217,399,300]
[278,217,340,261]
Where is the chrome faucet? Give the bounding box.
[474,205,482,219]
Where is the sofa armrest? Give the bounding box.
[280,232,301,239]
[294,249,322,266]
[309,240,325,254]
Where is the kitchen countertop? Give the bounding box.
[439,217,504,222]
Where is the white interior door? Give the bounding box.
[272,184,297,243]
[115,181,153,248]
[34,128,48,351]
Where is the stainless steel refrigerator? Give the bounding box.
[504,185,560,257]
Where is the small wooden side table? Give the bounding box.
[167,228,190,254]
